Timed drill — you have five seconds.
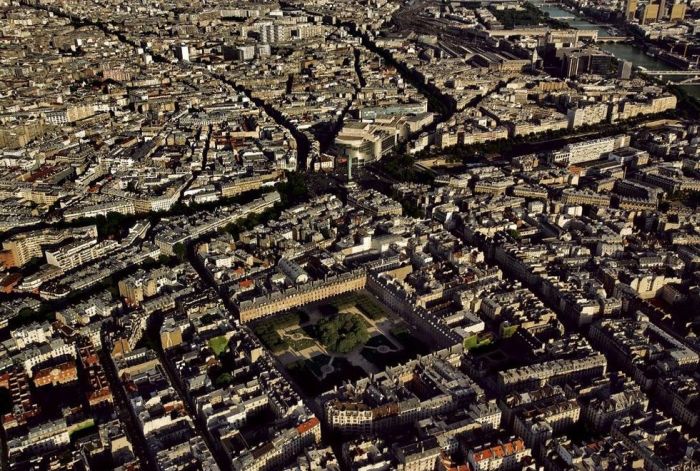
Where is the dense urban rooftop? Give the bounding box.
[1,0,700,469]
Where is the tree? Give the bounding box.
[173,242,186,261]
[506,229,521,240]
[94,212,131,238]
[0,388,11,415]
[158,254,175,265]
[315,313,369,354]
[319,304,339,316]
[277,171,309,207]
[215,372,233,387]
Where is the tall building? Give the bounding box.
[175,45,189,62]
[618,60,633,80]
[642,4,659,24]
[567,103,610,129]
[260,24,290,44]
[562,49,616,78]
[670,2,687,20]
[658,0,667,20]
[334,121,397,170]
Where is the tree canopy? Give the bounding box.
[316,313,369,354]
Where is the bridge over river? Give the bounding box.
[638,67,700,84]
[598,36,634,43]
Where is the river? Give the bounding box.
[537,4,613,36]
[533,3,700,99]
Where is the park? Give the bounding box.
[251,290,430,395]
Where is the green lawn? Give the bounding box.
[253,311,312,353]
[325,292,387,321]
[208,335,229,356]
[390,326,430,355]
[285,356,366,395]
[306,354,332,378]
[284,327,316,352]
[360,346,409,370]
[69,419,96,439]
[361,334,416,370]
[254,323,287,353]
[355,297,386,320]
[464,332,494,350]
[365,334,396,349]
[287,336,316,351]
